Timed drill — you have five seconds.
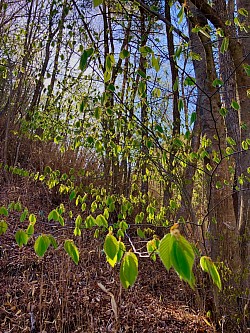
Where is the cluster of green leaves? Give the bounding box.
[102,223,221,290]
[0,202,79,265]
[0,199,221,291]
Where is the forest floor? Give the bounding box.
[0,178,216,333]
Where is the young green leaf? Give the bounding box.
[117,241,126,263]
[75,215,82,228]
[48,235,58,249]
[200,256,222,290]
[190,112,196,125]
[119,49,130,59]
[74,227,81,236]
[238,8,248,17]
[152,55,160,72]
[93,0,103,7]
[159,226,195,288]
[15,229,28,247]
[0,206,8,216]
[20,209,28,222]
[64,240,79,264]
[120,252,138,289]
[171,236,195,288]
[96,214,108,228]
[104,234,119,263]
[34,234,51,257]
[231,99,240,110]
[29,214,36,225]
[79,48,94,71]
[212,78,224,87]
[184,76,196,86]
[220,37,229,54]
[85,215,96,228]
[26,223,34,237]
[159,233,174,270]
[48,209,59,221]
[0,220,8,235]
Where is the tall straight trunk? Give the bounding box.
[163,0,180,208]
[44,0,69,112]
[176,20,203,227]
[139,5,149,196]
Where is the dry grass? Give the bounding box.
[0,179,216,333]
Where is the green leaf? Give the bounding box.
[152,55,160,72]
[14,202,22,212]
[96,214,108,227]
[138,81,146,96]
[220,37,229,54]
[74,227,81,236]
[69,190,76,201]
[20,209,28,222]
[75,215,82,228]
[26,223,34,237]
[137,228,145,239]
[219,107,228,117]
[173,77,179,91]
[177,5,185,24]
[48,209,59,221]
[243,64,250,76]
[184,76,196,86]
[159,229,195,288]
[120,252,138,289]
[190,112,196,125]
[178,99,184,111]
[0,206,8,216]
[34,234,51,256]
[117,241,126,263]
[104,234,119,263]
[104,70,111,82]
[212,78,224,87]
[231,99,240,110]
[242,140,249,150]
[93,0,103,6]
[79,48,94,71]
[29,214,36,225]
[159,233,174,271]
[0,220,8,235]
[139,45,153,57]
[48,235,58,249]
[58,214,65,226]
[171,235,195,287]
[64,240,79,264]
[238,8,248,17]
[119,49,130,59]
[137,69,146,78]
[85,215,96,228]
[15,229,28,247]
[227,137,236,146]
[200,256,222,290]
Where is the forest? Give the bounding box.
[0,0,250,332]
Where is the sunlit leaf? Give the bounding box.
[96,214,108,227]
[0,220,8,235]
[93,0,103,7]
[34,234,51,256]
[79,48,94,71]
[220,37,229,54]
[120,252,138,288]
[200,256,222,290]
[0,206,8,216]
[15,230,28,247]
[104,234,119,264]
[64,240,79,264]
